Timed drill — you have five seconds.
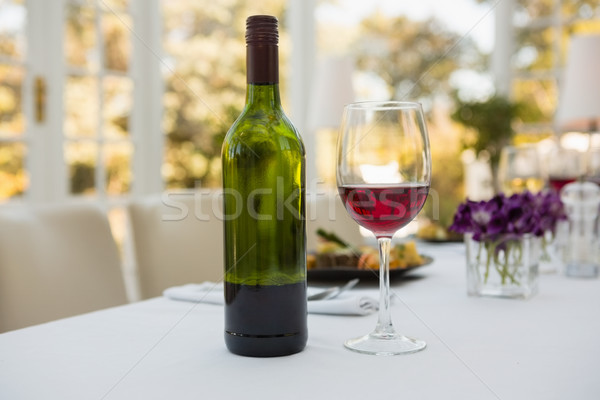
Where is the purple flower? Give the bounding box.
[449,190,566,242]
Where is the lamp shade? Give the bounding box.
[556,34,600,132]
[307,55,355,130]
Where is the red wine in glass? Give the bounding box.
[338,184,430,237]
[548,176,576,193]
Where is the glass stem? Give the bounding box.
[375,237,395,336]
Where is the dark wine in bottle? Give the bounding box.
[221,15,307,357]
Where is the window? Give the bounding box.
[0,0,163,204]
[64,0,134,198]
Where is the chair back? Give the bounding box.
[0,203,128,332]
[128,191,224,299]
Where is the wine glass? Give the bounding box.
[336,101,431,355]
[497,145,545,195]
[546,145,582,192]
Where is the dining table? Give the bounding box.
[1,242,599,400]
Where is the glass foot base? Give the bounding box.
[344,331,426,356]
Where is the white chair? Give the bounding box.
[306,190,364,251]
[128,191,225,299]
[0,202,128,332]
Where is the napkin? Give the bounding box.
[163,282,378,316]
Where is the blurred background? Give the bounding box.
[1,0,600,251]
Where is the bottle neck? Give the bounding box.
[246,44,278,84]
[246,43,281,107]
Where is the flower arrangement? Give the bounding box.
[449,190,566,242]
[450,191,566,297]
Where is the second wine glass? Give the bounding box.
[337,101,431,355]
[497,145,545,195]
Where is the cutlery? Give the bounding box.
[307,278,360,301]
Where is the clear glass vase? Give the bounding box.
[465,233,541,299]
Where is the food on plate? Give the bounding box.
[307,229,425,270]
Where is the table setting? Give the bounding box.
[2,240,600,399]
[2,15,600,399]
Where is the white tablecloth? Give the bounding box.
[1,243,599,400]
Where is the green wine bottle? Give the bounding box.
[221,15,307,357]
